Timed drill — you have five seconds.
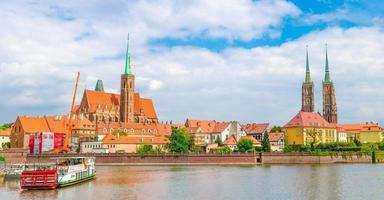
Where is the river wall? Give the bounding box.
[261,152,372,164]
[26,152,373,165]
[27,153,260,165]
[0,148,28,164]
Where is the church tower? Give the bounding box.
[120,35,135,123]
[322,45,338,123]
[301,46,315,112]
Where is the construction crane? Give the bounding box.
[58,72,80,153]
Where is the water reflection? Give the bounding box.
[1,164,384,200]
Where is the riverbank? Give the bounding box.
[0,149,376,165]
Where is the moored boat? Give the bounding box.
[20,157,96,190]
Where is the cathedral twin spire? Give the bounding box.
[304,44,333,83]
[302,44,337,123]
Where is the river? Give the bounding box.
[1,164,383,200]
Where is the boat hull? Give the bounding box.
[58,173,96,188]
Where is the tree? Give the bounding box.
[306,129,320,151]
[137,144,153,154]
[215,136,222,146]
[0,123,13,130]
[237,139,254,152]
[1,142,10,149]
[217,146,232,153]
[262,132,271,152]
[111,129,128,136]
[353,137,362,146]
[270,126,283,133]
[166,127,190,153]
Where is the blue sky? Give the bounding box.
[0,0,383,126]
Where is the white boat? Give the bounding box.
[20,157,96,189]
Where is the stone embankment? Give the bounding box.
[1,149,374,165]
[261,152,372,164]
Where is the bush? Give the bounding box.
[254,146,262,152]
[283,144,310,152]
[217,146,232,154]
[137,144,153,154]
[237,139,254,152]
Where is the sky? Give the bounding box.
[0,0,383,126]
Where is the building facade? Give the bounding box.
[284,111,337,145]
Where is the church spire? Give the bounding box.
[324,44,331,83]
[124,34,132,75]
[305,45,311,83]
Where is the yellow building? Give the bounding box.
[339,122,383,143]
[284,111,337,145]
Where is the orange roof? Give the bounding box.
[0,128,11,136]
[185,119,216,133]
[239,136,260,145]
[81,89,157,119]
[242,123,269,134]
[16,115,95,133]
[18,116,50,133]
[284,111,333,128]
[102,135,168,144]
[212,122,231,133]
[338,122,383,133]
[268,132,284,142]
[223,135,237,145]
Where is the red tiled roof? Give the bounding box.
[16,115,95,133]
[223,135,237,145]
[212,122,231,133]
[338,122,383,133]
[242,123,269,134]
[239,136,260,145]
[82,89,157,119]
[284,111,333,128]
[268,132,284,142]
[185,119,216,133]
[0,128,11,136]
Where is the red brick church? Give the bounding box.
[77,38,158,124]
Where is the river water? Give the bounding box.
[1,164,383,200]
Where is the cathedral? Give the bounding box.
[77,38,159,124]
[301,45,337,124]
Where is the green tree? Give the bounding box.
[215,136,222,146]
[262,132,271,152]
[217,146,232,153]
[1,142,10,149]
[306,128,320,151]
[353,137,362,146]
[111,129,128,136]
[270,126,282,133]
[0,123,13,130]
[166,127,190,153]
[237,139,254,152]
[137,144,153,154]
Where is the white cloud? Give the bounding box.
[0,1,383,127]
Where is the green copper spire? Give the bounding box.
[305,45,311,83]
[324,44,331,83]
[124,34,132,75]
[95,80,104,91]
